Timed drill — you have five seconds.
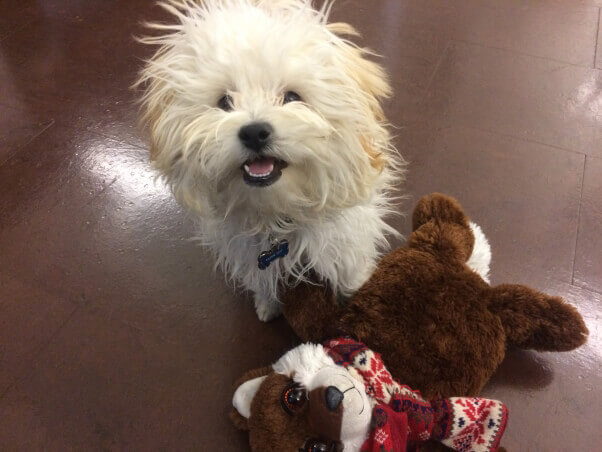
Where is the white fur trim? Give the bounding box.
[232,375,267,419]
[272,343,335,386]
[467,222,491,284]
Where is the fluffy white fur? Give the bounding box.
[467,221,492,284]
[272,342,336,386]
[137,0,403,321]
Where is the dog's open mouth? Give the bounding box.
[242,157,287,187]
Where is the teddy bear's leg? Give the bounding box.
[280,281,340,343]
[408,193,475,264]
[488,284,588,351]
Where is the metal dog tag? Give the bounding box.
[258,239,289,270]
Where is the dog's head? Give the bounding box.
[137,0,398,225]
[231,343,372,451]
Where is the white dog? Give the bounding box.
[137,0,403,321]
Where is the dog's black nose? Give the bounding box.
[324,386,344,411]
[238,122,273,152]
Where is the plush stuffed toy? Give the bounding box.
[231,338,508,452]
[231,193,587,451]
[279,193,588,399]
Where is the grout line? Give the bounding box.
[0,119,56,168]
[570,155,587,286]
[452,38,602,71]
[87,127,148,152]
[17,119,55,148]
[572,279,602,297]
[0,304,81,402]
[452,123,588,157]
[425,41,452,91]
[594,8,601,69]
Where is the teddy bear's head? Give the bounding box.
[231,343,373,452]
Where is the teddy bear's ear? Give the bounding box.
[230,366,273,430]
[233,375,268,419]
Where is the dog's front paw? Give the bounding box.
[253,294,282,322]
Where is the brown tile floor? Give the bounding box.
[0,0,600,450]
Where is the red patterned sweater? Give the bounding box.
[323,338,508,452]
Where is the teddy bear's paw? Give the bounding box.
[253,294,282,322]
[412,193,469,231]
[542,299,589,351]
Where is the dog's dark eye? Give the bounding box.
[283,91,302,104]
[281,382,306,415]
[217,94,233,111]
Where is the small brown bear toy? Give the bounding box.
[279,193,588,400]
[231,338,510,452]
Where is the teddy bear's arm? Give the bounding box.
[488,284,588,351]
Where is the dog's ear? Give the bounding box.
[327,23,391,112]
[142,104,164,162]
[230,366,273,430]
[136,77,172,162]
[327,23,392,172]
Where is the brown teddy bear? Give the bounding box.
[231,193,587,451]
[231,338,509,452]
[280,193,588,399]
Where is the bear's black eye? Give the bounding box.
[217,94,233,111]
[310,442,328,452]
[302,439,333,452]
[281,382,306,415]
[283,91,302,104]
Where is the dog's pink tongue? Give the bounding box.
[248,158,274,175]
